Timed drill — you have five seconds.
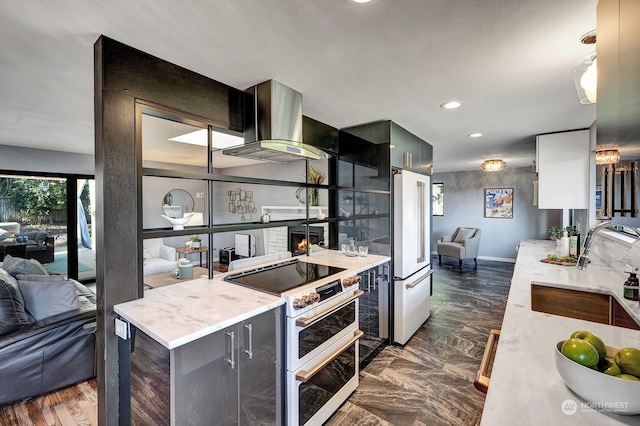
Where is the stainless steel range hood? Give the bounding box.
[223,80,330,163]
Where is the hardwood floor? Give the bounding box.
[0,380,97,426]
[0,256,513,426]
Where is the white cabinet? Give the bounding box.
[536,130,590,209]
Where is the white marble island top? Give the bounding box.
[481,240,640,425]
[114,250,390,350]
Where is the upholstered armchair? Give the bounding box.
[437,227,482,270]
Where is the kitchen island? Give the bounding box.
[481,240,640,425]
[114,250,390,425]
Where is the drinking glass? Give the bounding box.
[358,246,368,257]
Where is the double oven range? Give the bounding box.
[224,258,363,426]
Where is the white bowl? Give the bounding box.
[555,340,640,415]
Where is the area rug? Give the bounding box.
[44,253,92,274]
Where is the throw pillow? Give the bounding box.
[2,255,48,277]
[454,228,476,243]
[143,248,152,259]
[16,274,65,282]
[0,268,30,335]
[17,279,79,322]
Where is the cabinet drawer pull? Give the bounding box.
[474,329,500,394]
[244,324,253,359]
[227,331,235,369]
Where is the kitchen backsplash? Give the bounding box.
[588,230,636,276]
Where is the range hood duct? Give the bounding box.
[223,80,330,163]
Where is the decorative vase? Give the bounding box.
[309,189,319,206]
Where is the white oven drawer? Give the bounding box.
[286,330,362,426]
[287,295,360,372]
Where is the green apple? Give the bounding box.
[561,338,600,368]
[570,330,607,360]
[614,347,640,378]
[616,374,640,381]
[597,357,622,376]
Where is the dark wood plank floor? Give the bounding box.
[0,256,513,426]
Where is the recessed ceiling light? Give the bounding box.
[440,101,463,110]
[469,133,483,138]
[170,129,244,149]
[352,0,372,3]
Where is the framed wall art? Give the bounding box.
[484,188,513,219]
[432,183,444,216]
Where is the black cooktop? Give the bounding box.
[223,259,346,295]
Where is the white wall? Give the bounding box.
[432,166,562,262]
[0,145,94,175]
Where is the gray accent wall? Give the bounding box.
[0,145,94,175]
[432,166,562,262]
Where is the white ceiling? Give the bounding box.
[0,0,599,173]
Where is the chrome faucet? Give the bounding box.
[576,222,640,270]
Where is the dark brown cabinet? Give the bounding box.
[531,284,640,330]
[612,299,640,330]
[531,285,611,325]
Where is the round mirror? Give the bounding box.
[161,189,194,218]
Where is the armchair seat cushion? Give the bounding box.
[437,241,468,259]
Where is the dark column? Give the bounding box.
[95,37,140,426]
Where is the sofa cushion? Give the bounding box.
[0,268,30,335]
[16,274,65,282]
[1,255,48,277]
[18,277,79,322]
[454,227,476,243]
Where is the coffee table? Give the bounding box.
[175,246,210,267]
[144,266,210,289]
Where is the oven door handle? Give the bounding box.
[295,290,364,327]
[295,329,364,383]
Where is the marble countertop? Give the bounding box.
[481,240,640,425]
[114,250,390,350]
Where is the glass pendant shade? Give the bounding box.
[481,159,506,172]
[595,149,620,165]
[574,53,597,104]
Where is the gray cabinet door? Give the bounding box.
[239,307,281,425]
[173,326,239,426]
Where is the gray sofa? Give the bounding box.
[0,260,96,405]
[0,230,55,264]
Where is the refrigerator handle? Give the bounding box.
[417,181,426,263]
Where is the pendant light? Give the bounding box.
[574,30,597,104]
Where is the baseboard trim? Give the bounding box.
[478,255,516,263]
[430,252,516,264]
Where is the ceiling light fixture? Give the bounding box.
[469,133,483,138]
[481,159,506,172]
[169,129,243,149]
[440,101,463,110]
[352,0,372,2]
[595,149,620,165]
[573,30,597,104]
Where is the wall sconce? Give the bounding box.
[481,159,506,172]
[573,30,597,104]
[595,149,620,165]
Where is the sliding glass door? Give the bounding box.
[0,174,96,282]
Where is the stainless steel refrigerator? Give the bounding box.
[393,169,433,345]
